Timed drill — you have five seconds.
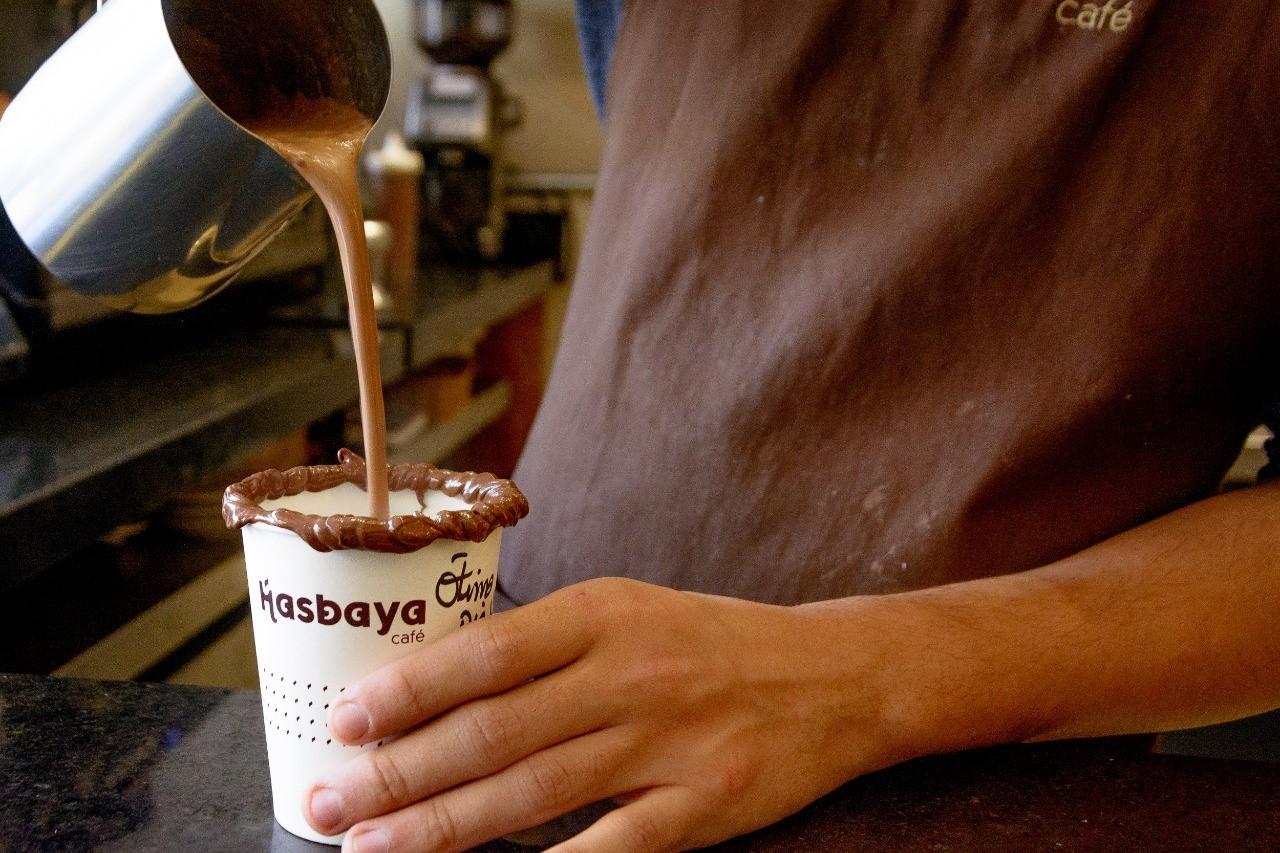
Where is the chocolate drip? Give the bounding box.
[222,449,529,553]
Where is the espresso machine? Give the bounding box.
[405,0,522,263]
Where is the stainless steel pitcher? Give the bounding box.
[0,0,391,314]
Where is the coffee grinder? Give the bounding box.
[406,0,522,263]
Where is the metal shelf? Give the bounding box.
[0,325,368,590]
[410,263,555,369]
[389,382,511,466]
[1,262,555,590]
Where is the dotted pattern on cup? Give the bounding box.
[260,667,385,749]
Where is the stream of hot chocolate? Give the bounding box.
[247,99,391,519]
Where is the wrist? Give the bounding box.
[786,596,932,776]
[796,583,1065,770]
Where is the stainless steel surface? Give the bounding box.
[0,0,390,315]
[233,199,330,285]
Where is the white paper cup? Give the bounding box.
[226,459,527,845]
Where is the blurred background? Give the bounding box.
[0,0,602,688]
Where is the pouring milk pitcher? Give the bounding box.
[0,0,390,313]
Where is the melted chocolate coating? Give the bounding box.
[222,449,528,553]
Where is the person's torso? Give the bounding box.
[501,0,1280,606]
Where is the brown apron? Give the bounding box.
[501,1,1280,606]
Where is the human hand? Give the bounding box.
[303,578,908,852]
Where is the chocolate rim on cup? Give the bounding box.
[223,449,529,553]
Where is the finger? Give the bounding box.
[331,587,596,744]
[547,787,700,853]
[306,668,607,835]
[340,728,636,853]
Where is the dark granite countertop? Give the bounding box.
[2,674,1278,852]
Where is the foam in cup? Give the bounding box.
[260,480,472,519]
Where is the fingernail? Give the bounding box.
[350,827,390,853]
[332,701,370,741]
[309,787,345,831]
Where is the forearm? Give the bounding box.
[804,482,1280,763]
[305,490,1280,851]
